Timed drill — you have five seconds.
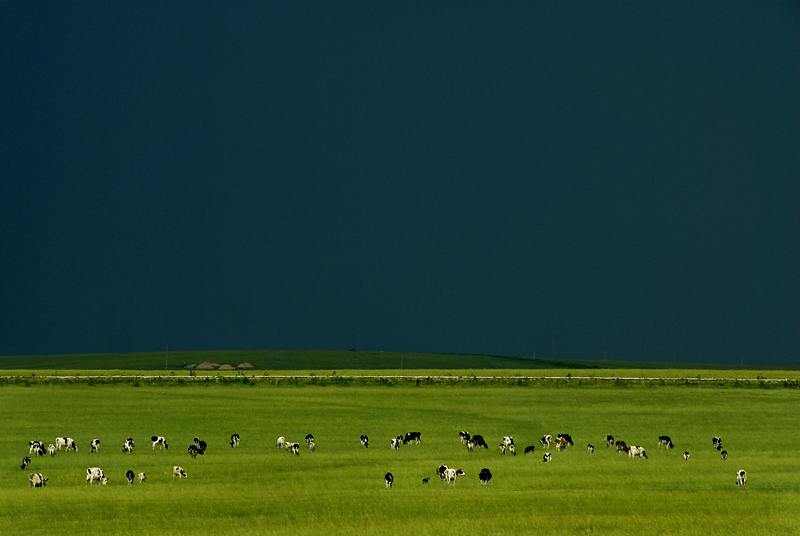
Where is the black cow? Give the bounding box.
[403,432,421,445]
[470,435,489,449]
[658,435,675,449]
[384,472,393,489]
[479,468,492,485]
[524,445,536,455]
[606,435,615,448]
[126,470,135,484]
[557,434,574,446]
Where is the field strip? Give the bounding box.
[1,374,794,383]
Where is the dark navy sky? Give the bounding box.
[2,2,798,365]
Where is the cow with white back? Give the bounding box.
[90,439,100,453]
[658,435,674,449]
[86,467,107,485]
[628,445,648,459]
[122,438,134,454]
[138,472,146,483]
[151,436,168,450]
[48,444,56,457]
[29,473,48,487]
[391,438,401,451]
[444,468,465,484]
[56,437,77,451]
[173,466,187,478]
[683,451,691,461]
[540,435,552,448]
[736,469,747,488]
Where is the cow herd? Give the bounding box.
[22,430,748,490]
[22,434,241,488]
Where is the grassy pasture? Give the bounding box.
[2,380,798,535]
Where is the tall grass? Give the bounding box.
[1,383,798,535]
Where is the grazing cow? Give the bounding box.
[558,434,574,446]
[360,435,369,448]
[384,472,393,489]
[122,438,134,454]
[173,466,187,478]
[90,439,100,453]
[308,440,315,452]
[188,445,200,458]
[138,472,146,483]
[555,437,569,451]
[230,434,240,448]
[437,465,449,480]
[524,445,536,455]
[721,450,728,461]
[713,437,723,450]
[470,435,489,449]
[126,470,135,484]
[48,444,56,457]
[290,443,300,456]
[587,444,595,453]
[86,467,107,485]
[403,432,422,445]
[683,451,691,461]
[444,468,465,484]
[276,436,285,448]
[466,440,474,452]
[422,477,430,484]
[736,469,747,488]
[29,441,45,455]
[543,453,552,463]
[305,434,315,447]
[479,468,492,485]
[151,436,168,450]
[459,431,470,444]
[540,435,552,449]
[21,456,31,470]
[615,440,628,453]
[56,437,77,451]
[658,436,675,449]
[628,446,648,459]
[508,444,516,455]
[501,436,515,454]
[29,473,48,487]
[390,438,401,451]
[606,435,615,448]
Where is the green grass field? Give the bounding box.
[2,371,798,535]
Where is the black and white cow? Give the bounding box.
[628,445,648,459]
[658,435,675,449]
[524,445,536,455]
[444,468,465,484]
[21,456,31,470]
[151,436,168,450]
[615,440,628,453]
[384,472,393,489]
[721,450,728,461]
[499,438,516,455]
[437,464,449,480]
[459,431,470,444]
[713,437,723,450]
[138,472,146,483]
[276,436,286,448]
[390,438,401,451]
[555,437,569,451]
[360,435,369,448]
[126,470,135,484]
[29,441,45,456]
[188,445,201,458]
[193,438,207,454]
[587,444,595,453]
[308,439,315,452]
[230,434,240,448]
[479,468,492,485]
[56,437,77,451]
[557,434,574,446]
[122,438,134,454]
[683,451,691,461]
[29,473,48,487]
[289,443,300,456]
[48,444,56,457]
[305,434,315,446]
[470,435,488,449]
[736,469,747,488]
[540,435,552,449]
[90,439,100,453]
[173,466,187,478]
[606,435,615,448]
[403,432,421,445]
[543,453,552,463]
[86,467,107,485]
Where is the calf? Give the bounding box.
[230,434,240,448]
[122,438,134,454]
[126,470,135,484]
[658,435,674,449]
[403,432,421,445]
[479,468,492,485]
[459,431,470,444]
[138,472,147,483]
[173,466,187,478]
[542,453,552,463]
[524,445,536,455]
[384,472,393,489]
[721,450,728,461]
[615,440,628,453]
[606,435,615,448]
[390,438,401,451]
[29,473,48,487]
[21,456,31,470]
[587,444,595,453]
[555,437,569,451]
[86,467,107,485]
[540,435,552,449]
[48,444,56,457]
[736,469,747,488]
[151,436,168,450]
[683,451,691,461]
[360,435,369,448]
[56,437,77,451]
[276,436,285,448]
[90,439,100,453]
